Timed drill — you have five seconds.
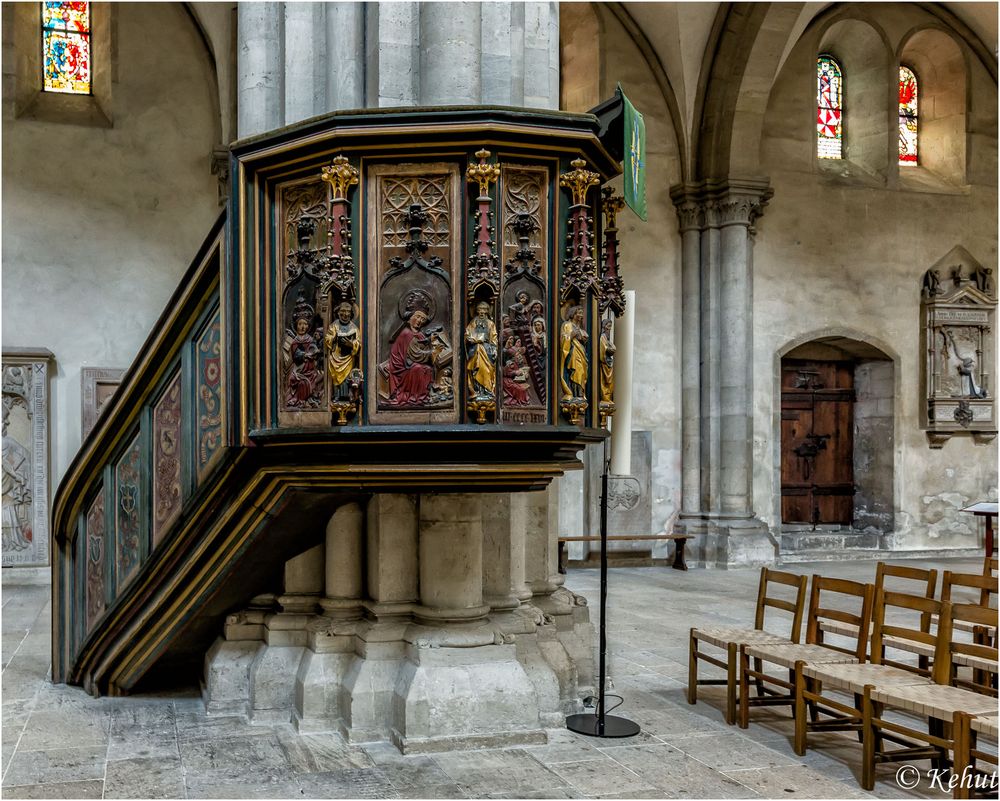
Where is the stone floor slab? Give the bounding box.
[2,745,107,787]
[0,779,105,798]
[104,756,186,799]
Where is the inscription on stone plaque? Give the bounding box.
[2,350,52,567]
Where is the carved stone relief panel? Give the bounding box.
[152,372,183,544]
[114,434,142,590]
[81,367,125,439]
[85,489,106,631]
[2,351,52,567]
[500,165,549,424]
[196,310,223,480]
[367,163,462,424]
[920,247,997,447]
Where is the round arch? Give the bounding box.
[770,330,899,551]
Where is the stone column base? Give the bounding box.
[677,515,776,569]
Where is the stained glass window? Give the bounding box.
[817,55,843,160]
[42,2,91,94]
[898,66,918,166]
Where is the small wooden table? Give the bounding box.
[961,502,998,558]
[558,533,694,572]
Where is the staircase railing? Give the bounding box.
[51,213,229,687]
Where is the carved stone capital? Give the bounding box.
[669,178,773,233]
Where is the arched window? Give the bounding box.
[816,55,843,159]
[42,2,91,95]
[898,66,918,166]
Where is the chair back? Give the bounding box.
[870,587,949,678]
[752,567,809,643]
[876,562,937,636]
[948,602,999,696]
[942,570,998,611]
[985,555,998,579]
[805,575,874,661]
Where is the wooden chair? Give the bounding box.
[816,562,936,645]
[738,574,874,729]
[791,588,945,757]
[940,570,998,691]
[859,602,1000,791]
[688,567,808,725]
[952,711,998,799]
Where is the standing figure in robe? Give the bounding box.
[387,309,436,406]
[325,302,361,402]
[283,303,322,408]
[465,301,498,400]
[560,305,589,401]
[599,318,616,405]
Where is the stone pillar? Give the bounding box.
[392,493,543,752]
[326,2,365,110]
[338,494,418,742]
[415,495,490,623]
[321,501,364,618]
[297,503,365,732]
[237,2,284,138]
[482,493,530,611]
[419,3,482,106]
[523,2,560,109]
[366,2,420,108]
[283,2,327,125]
[669,180,775,568]
[673,197,702,522]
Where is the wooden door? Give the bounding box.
[781,360,855,525]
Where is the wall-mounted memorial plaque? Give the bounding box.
[82,367,125,439]
[2,348,54,567]
[920,247,997,447]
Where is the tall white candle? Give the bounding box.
[609,289,635,476]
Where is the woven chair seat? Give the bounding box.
[954,653,999,673]
[881,634,935,658]
[803,662,933,694]
[871,683,999,721]
[692,626,790,649]
[971,712,999,739]
[817,619,869,639]
[746,642,859,669]
[930,612,998,635]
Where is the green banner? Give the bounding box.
[620,85,647,221]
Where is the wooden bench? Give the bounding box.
[558,533,694,573]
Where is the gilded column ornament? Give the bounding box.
[597,188,627,426]
[558,157,601,425]
[319,155,363,425]
[465,149,501,423]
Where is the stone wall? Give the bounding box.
[753,7,999,549]
[1,3,221,486]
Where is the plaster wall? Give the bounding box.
[595,5,684,536]
[2,3,220,487]
[753,12,999,549]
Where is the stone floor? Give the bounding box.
[1,557,995,799]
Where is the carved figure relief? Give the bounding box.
[282,294,324,409]
[279,159,362,425]
[558,158,601,425]
[920,248,997,446]
[324,302,362,424]
[369,164,460,423]
[152,373,182,544]
[560,305,590,408]
[500,165,549,423]
[599,318,616,426]
[2,353,51,567]
[465,150,501,423]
